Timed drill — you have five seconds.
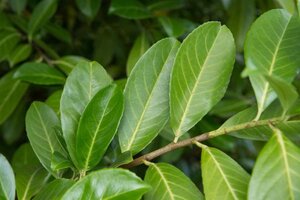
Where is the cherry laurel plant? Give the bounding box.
[2,2,300,200]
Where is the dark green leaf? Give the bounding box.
[148,0,185,12]
[144,162,204,200]
[0,154,15,200]
[53,55,87,75]
[109,0,152,19]
[44,23,72,44]
[118,38,180,155]
[170,22,235,141]
[51,151,73,171]
[75,0,102,18]
[60,61,112,168]
[61,169,149,199]
[76,85,124,171]
[45,90,62,115]
[8,44,32,67]
[159,17,196,37]
[0,29,21,61]
[14,62,65,85]
[9,0,27,15]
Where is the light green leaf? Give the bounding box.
[126,32,150,76]
[265,75,298,112]
[200,144,250,200]
[0,154,15,200]
[144,162,204,200]
[75,0,102,18]
[60,61,112,168]
[8,44,32,67]
[248,128,300,199]
[33,179,74,200]
[244,9,300,119]
[118,38,180,155]
[12,144,50,200]
[0,29,21,61]
[14,62,65,85]
[276,0,295,13]
[109,0,152,19]
[26,102,65,176]
[61,168,150,200]
[0,71,28,125]
[28,0,58,38]
[76,85,124,171]
[45,90,62,115]
[9,0,27,14]
[170,22,235,141]
[53,55,87,75]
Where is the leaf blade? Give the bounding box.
[0,154,15,200]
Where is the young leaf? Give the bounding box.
[26,102,65,176]
[170,22,235,141]
[200,144,250,200]
[28,0,58,38]
[14,62,66,85]
[8,44,32,67]
[109,0,152,19]
[0,29,21,61]
[144,162,204,200]
[118,38,180,155]
[61,169,150,199]
[248,128,300,199]
[76,85,124,171]
[33,179,74,200]
[244,9,300,119]
[265,75,298,113]
[53,55,87,75]
[12,144,50,200]
[0,154,15,200]
[126,32,150,76]
[75,0,102,18]
[60,61,112,168]
[9,0,27,14]
[0,71,28,125]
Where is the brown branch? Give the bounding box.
[122,117,282,168]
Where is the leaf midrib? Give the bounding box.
[21,167,43,200]
[0,80,21,113]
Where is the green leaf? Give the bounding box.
[147,0,185,12]
[226,0,255,52]
[8,44,32,67]
[26,102,65,176]
[14,62,65,85]
[248,128,300,199]
[200,144,250,200]
[209,98,250,118]
[75,0,102,18]
[159,17,196,38]
[60,61,112,168]
[144,162,204,200]
[76,85,124,171]
[276,0,295,13]
[244,9,300,119]
[45,90,62,115]
[118,38,180,155]
[0,154,15,200]
[12,144,50,200]
[61,168,149,199]
[0,29,21,61]
[28,0,58,38]
[170,22,235,141]
[0,71,28,125]
[126,32,150,76]
[53,55,87,75]
[51,151,73,171]
[44,23,72,44]
[33,179,74,200]
[9,0,27,15]
[109,0,152,19]
[265,75,298,113]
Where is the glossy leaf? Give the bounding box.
[0,29,21,61]
[76,85,124,171]
[244,9,300,119]
[61,168,149,200]
[53,55,87,75]
[126,32,149,76]
[118,38,180,155]
[75,0,101,18]
[201,144,250,200]
[0,71,28,124]
[144,162,204,200]
[170,22,235,141]
[26,102,65,176]
[45,90,62,115]
[109,0,152,19]
[0,154,15,200]
[28,0,58,38]
[248,128,300,199]
[9,0,27,14]
[33,179,74,200]
[12,144,50,200]
[60,61,112,168]
[8,44,32,67]
[14,62,65,85]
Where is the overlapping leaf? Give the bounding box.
[144,162,204,200]
[170,22,235,141]
[0,154,15,200]
[118,38,180,155]
[75,0,101,18]
[0,29,21,61]
[248,129,300,199]
[8,44,32,67]
[109,0,152,19]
